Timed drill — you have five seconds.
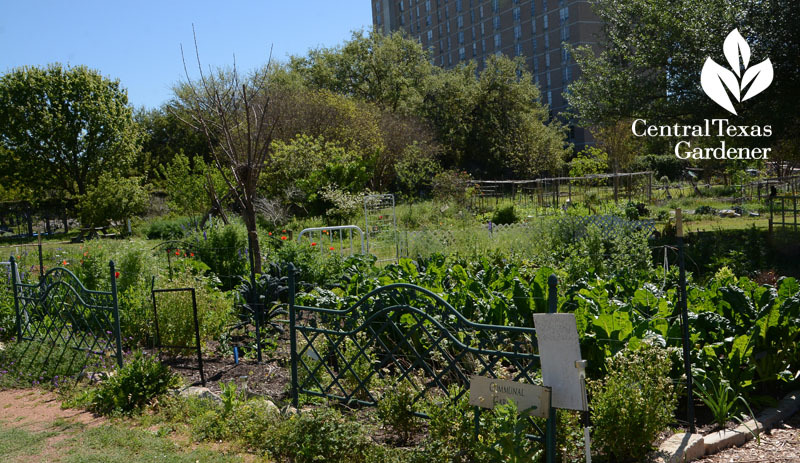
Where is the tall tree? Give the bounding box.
[0,64,140,197]
[289,29,433,114]
[175,37,277,274]
[424,55,570,178]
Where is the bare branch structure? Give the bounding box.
[178,26,278,274]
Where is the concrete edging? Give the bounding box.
[652,390,800,463]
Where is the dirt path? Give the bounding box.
[0,388,103,431]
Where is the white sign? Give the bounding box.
[469,376,551,418]
[533,313,586,411]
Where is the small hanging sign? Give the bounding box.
[469,376,551,418]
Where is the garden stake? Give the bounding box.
[676,209,696,433]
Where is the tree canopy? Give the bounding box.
[0,64,140,197]
[567,0,799,150]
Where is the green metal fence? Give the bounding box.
[289,264,557,460]
[10,256,123,367]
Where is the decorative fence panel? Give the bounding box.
[289,265,558,458]
[10,257,123,367]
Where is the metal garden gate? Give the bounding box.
[9,256,124,367]
[288,264,558,461]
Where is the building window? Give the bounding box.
[472,26,476,40]
[457,15,463,28]
[546,72,551,87]
[448,53,453,65]
[560,26,569,41]
[472,42,477,56]
[515,43,523,56]
[479,5,484,18]
[494,33,501,49]
[513,7,521,21]
[545,52,550,67]
[438,10,442,22]
[399,1,404,12]
[481,22,485,36]
[492,0,499,14]
[547,91,553,106]
[561,48,569,63]
[446,20,451,33]
[458,31,464,44]
[533,56,539,72]
[543,14,548,29]
[439,23,443,35]
[447,36,451,49]
[544,32,549,48]
[459,47,466,60]
[428,29,433,40]
[531,18,537,33]
[562,65,571,83]
[514,25,522,41]
[481,38,486,52]
[542,0,548,11]
[425,0,431,11]
[532,37,537,52]
[493,15,500,30]
[426,14,431,26]
[456,0,463,12]
[530,3,535,16]
[470,10,475,24]
[376,1,381,12]
[559,6,569,24]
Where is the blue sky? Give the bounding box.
[0,1,373,109]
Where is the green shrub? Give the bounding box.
[88,351,180,415]
[590,344,677,461]
[491,205,519,225]
[189,220,249,291]
[377,381,421,442]
[266,407,370,463]
[78,173,148,228]
[143,216,192,240]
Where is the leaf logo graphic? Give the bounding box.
[701,29,774,115]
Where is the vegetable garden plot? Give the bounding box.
[289,265,559,458]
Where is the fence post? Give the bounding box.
[675,210,696,433]
[10,256,23,341]
[190,288,206,386]
[288,263,299,409]
[109,261,124,368]
[546,273,558,463]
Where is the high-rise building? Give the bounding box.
[371,0,601,150]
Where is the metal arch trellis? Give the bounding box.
[363,193,398,262]
[288,264,558,460]
[9,256,124,368]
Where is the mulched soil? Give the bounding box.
[696,411,800,463]
[159,355,291,400]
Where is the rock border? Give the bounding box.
[652,390,800,463]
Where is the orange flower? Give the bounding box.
[83,252,88,257]
[114,272,120,278]
[268,232,273,236]
[62,260,67,265]
[311,242,317,246]
[329,246,335,251]
[281,236,287,241]
[190,252,194,257]
[175,250,180,256]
